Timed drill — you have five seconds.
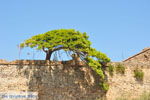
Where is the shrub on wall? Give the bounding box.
[100,82,109,92]
[116,63,125,74]
[134,68,144,81]
[107,64,114,76]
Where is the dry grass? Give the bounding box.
[116,92,150,100]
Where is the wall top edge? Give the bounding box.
[0,59,85,66]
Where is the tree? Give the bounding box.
[20,29,90,60]
[20,29,110,90]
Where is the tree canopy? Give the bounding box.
[20,29,110,90]
[20,29,91,60]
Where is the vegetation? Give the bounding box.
[100,82,109,91]
[20,29,91,60]
[107,64,114,76]
[116,63,125,74]
[134,68,144,81]
[137,92,150,100]
[20,29,111,91]
[116,92,150,100]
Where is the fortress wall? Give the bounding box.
[106,62,150,100]
[0,60,104,100]
[0,60,150,100]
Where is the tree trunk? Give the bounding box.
[45,51,53,60]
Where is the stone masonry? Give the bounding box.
[0,60,105,100]
[0,48,149,100]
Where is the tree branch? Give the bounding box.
[42,47,47,53]
[52,46,86,58]
[53,47,70,52]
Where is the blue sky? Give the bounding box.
[0,0,149,61]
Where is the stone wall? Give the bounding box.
[0,60,104,100]
[0,60,150,100]
[106,62,150,100]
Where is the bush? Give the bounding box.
[100,82,109,92]
[107,64,114,76]
[116,63,125,74]
[134,68,144,81]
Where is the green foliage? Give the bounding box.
[134,68,144,81]
[100,82,109,92]
[20,29,111,91]
[20,29,91,51]
[107,64,114,76]
[116,63,125,74]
